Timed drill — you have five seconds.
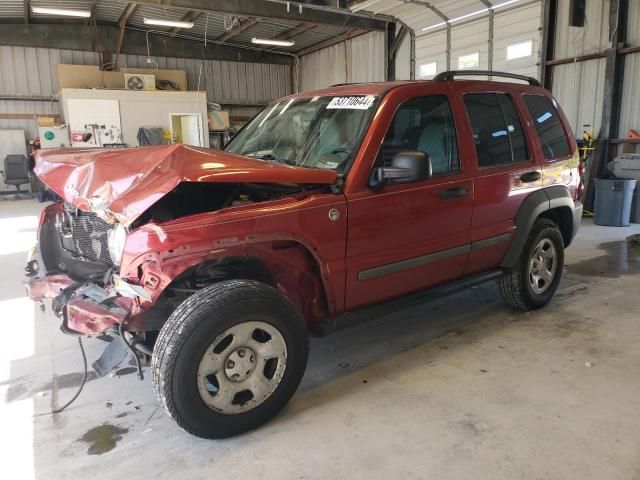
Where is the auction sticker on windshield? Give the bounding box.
[327,96,375,110]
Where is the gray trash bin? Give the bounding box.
[631,187,640,224]
[594,178,637,227]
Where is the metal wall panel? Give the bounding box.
[550,0,609,135]
[299,31,385,91]
[492,1,542,78]
[552,58,606,136]
[0,45,291,139]
[413,1,542,80]
[416,30,447,78]
[450,17,489,70]
[395,33,411,80]
[553,0,609,58]
[619,1,640,136]
[550,0,640,136]
[620,52,640,136]
[628,0,640,45]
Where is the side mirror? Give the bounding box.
[370,151,432,188]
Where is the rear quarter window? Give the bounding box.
[523,95,571,159]
[463,92,528,167]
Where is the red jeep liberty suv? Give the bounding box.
[26,71,582,438]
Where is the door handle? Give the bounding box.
[438,186,469,200]
[520,171,541,183]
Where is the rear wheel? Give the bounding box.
[152,280,308,439]
[498,218,564,311]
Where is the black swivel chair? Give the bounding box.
[1,154,31,198]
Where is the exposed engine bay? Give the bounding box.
[132,182,315,227]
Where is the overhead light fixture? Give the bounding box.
[251,37,295,47]
[143,18,194,29]
[493,0,521,9]
[421,21,447,32]
[31,6,91,17]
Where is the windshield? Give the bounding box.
[225,95,378,172]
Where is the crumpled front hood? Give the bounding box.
[34,144,337,225]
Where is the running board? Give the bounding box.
[315,269,504,336]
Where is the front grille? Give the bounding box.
[71,212,113,265]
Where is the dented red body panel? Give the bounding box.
[34,144,337,225]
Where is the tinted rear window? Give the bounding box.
[463,93,528,167]
[523,95,571,159]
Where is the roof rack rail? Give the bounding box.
[433,70,541,87]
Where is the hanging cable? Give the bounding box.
[51,337,87,414]
[119,318,143,380]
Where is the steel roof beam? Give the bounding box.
[275,22,317,40]
[169,10,203,34]
[115,3,139,69]
[215,17,260,42]
[0,24,292,64]
[296,27,367,56]
[128,0,387,30]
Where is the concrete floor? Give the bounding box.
[1,199,640,480]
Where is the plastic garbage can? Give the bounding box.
[631,187,640,224]
[594,178,637,227]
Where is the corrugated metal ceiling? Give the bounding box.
[0,0,375,55]
[352,0,531,34]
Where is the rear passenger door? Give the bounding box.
[458,90,543,276]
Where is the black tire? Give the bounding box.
[152,279,308,439]
[498,218,564,311]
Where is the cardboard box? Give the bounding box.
[208,111,230,130]
[37,116,58,127]
[621,143,639,154]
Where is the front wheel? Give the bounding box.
[498,218,564,311]
[152,280,308,438]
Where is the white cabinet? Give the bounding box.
[60,89,209,148]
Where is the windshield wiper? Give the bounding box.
[251,153,297,166]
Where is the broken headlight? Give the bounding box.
[107,223,128,266]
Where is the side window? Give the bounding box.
[523,95,571,159]
[377,95,459,176]
[463,93,529,167]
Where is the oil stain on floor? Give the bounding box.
[79,424,129,455]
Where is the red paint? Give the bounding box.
[28,79,579,335]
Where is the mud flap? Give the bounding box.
[92,337,132,377]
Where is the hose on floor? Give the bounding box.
[51,337,87,414]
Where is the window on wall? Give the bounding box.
[507,40,533,60]
[523,95,571,159]
[458,52,480,70]
[419,62,437,78]
[463,93,529,167]
[376,95,459,175]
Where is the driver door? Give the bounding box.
[344,91,474,309]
